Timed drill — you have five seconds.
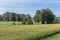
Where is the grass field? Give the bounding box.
[46,34,60,40]
[0,22,60,40]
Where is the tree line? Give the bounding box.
[0,8,55,24]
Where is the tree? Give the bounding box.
[0,15,3,21]
[41,8,55,24]
[16,14,21,21]
[9,12,16,21]
[7,12,16,25]
[34,10,41,24]
[3,12,10,21]
[3,12,16,21]
[26,14,33,25]
[21,14,27,24]
[41,9,47,24]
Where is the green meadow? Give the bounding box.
[0,22,60,40]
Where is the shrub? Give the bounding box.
[12,22,16,25]
[27,20,33,25]
[21,20,26,25]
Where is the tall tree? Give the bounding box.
[9,12,16,21]
[21,14,27,24]
[3,12,16,21]
[41,8,55,24]
[16,14,21,21]
[41,9,47,24]
[34,10,41,23]
[3,12,10,21]
[0,15,3,21]
[26,14,33,24]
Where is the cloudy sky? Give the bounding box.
[0,0,60,17]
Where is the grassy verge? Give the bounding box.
[0,21,41,26]
[44,34,60,40]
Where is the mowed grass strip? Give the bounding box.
[0,24,60,40]
[45,34,60,40]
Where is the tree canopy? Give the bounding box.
[0,8,55,24]
[34,8,55,24]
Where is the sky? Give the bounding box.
[0,0,60,17]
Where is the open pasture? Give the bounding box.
[0,22,60,40]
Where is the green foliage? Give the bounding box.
[55,17,60,23]
[27,20,33,25]
[34,10,41,23]
[10,12,16,21]
[26,14,33,25]
[16,14,21,21]
[18,23,21,25]
[0,8,55,24]
[21,14,27,24]
[41,8,55,24]
[3,12,16,21]
[22,20,26,25]
[2,12,25,22]
[0,15,3,21]
[3,12,10,21]
[12,22,16,25]
[34,8,55,24]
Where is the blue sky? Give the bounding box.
[0,0,60,17]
